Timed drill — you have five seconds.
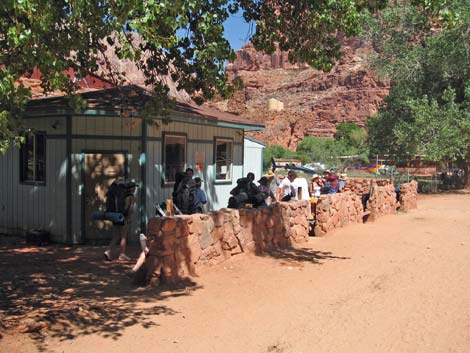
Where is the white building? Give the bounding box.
[0,85,264,244]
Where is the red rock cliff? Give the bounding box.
[208,40,389,150]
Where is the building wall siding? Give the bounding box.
[243,138,265,180]
[1,114,258,243]
[0,139,67,241]
[146,119,244,216]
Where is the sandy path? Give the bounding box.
[2,193,470,353]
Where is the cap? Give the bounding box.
[327,174,339,182]
[264,171,276,179]
[311,174,320,180]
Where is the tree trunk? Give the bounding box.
[457,158,470,189]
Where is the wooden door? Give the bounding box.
[83,153,126,243]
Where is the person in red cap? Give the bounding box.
[322,174,340,194]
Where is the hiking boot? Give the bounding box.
[118,253,131,261]
[103,250,112,261]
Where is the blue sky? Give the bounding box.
[223,11,255,50]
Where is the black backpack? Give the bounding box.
[106,180,136,217]
[174,177,196,215]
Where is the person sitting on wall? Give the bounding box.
[173,172,197,215]
[320,174,340,195]
[185,167,194,179]
[228,172,264,208]
[194,177,207,213]
[292,175,310,201]
[309,174,322,201]
[279,170,297,201]
[258,176,276,206]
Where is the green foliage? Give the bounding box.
[366,0,470,184]
[335,122,368,148]
[0,0,394,153]
[263,145,299,171]
[296,136,368,168]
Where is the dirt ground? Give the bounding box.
[1,192,470,353]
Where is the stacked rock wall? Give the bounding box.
[366,184,397,222]
[343,178,392,196]
[145,200,310,283]
[314,191,364,237]
[399,181,418,211]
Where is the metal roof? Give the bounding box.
[25,85,265,131]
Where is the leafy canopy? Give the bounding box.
[366,0,470,178]
[0,0,389,153]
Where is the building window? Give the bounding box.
[215,138,233,181]
[164,134,186,183]
[20,132,46,184]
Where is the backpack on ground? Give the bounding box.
[173,177,196,215]
[106,180,136,218]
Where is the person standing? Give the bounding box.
[103,180,136,261]
[194,177,207,213]
[279,171,297,201]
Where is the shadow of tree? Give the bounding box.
[257,246,350,265]
[0,236,201,352]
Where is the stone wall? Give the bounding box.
[399,181,418,211]
[145,200,310,284]
[366,184,397,222]
[314,192,364,237]
[343,178,392,196]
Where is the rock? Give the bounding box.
[161,218,177,232]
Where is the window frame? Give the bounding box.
[213,137,233,183]
[162,132,187,186]
[20,131,47,186]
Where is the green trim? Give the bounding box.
[244,135,267,146]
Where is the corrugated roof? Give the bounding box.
[25,85,265,131]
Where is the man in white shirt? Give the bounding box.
[279,170,297,201]
[291,176,310,201]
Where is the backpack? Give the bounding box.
[106,180,136,217]
[173,177,196,215]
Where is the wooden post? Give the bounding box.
[166,199,174,217]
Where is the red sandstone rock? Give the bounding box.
[206,40,389,150]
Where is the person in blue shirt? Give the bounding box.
[194,177,207,213]
[321,174,340,195]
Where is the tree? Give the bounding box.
[296,136,367,169]
[0,0,392,153]
[366,0,470,186]
[335,122,368,149]
[263,144,300,171]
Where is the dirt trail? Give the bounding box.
[2,193,470,353]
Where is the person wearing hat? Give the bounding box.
[193,177,207,213]
[321,174,340,195]
[309,174,322,200]
[258,176,276,206]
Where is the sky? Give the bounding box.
[223,11,255,50]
